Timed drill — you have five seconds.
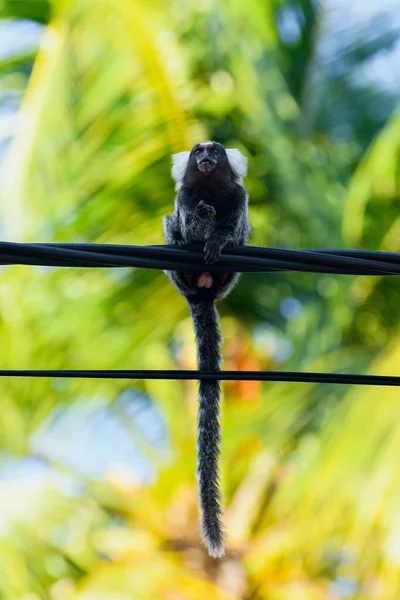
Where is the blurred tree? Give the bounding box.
[0,0,400,598]
[0,0,51,24]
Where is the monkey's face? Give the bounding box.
[191,142,224,176]
[172,141,246,187]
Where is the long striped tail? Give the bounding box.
[188,298,224,558]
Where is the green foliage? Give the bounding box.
[0,0,51,23]
[0,0,400,597]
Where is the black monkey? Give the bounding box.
[163,141,251,557]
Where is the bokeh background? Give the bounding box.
[0,0,400,598]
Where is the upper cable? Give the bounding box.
[0,241,400,275]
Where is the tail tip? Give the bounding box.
[208,542,225,559]
[202,533,225,559]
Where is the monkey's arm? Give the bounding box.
[204,206,249,264]
[177,200,216,242]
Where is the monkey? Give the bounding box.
[163,141,250,558]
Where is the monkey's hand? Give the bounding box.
[196,200,216,219]
[204,239,222,264]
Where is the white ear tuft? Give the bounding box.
[171,151,190,186]
[226,149,248,181]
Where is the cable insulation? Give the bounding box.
[1,241,400,275]
[1,241,399,386]
[0,369,399,386]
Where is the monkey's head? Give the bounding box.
[171,141,247,189]
[191,142,222,175]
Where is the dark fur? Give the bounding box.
[163,142,250,557]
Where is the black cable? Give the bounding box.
[1,241,400,275]
[1,241,399,386]
[0,369,399,386]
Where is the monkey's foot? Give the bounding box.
[197,272,213,289]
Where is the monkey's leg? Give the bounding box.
[214,272,240,299]
[167,271,198,297]
[163,214,184,245]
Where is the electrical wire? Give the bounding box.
[1,241,400,275]
[0,369,399,386]
[1,241,399,385]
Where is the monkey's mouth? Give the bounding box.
[198,158,217,175]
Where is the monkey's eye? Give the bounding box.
[194,148,202,155]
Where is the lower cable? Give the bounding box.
[0,369,399,386]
